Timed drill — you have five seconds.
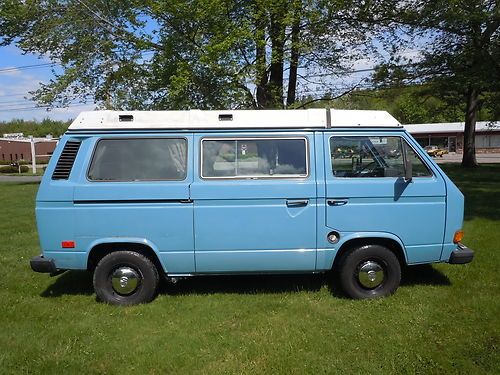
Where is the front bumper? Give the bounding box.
[448,244,474,264]
[30,255,57,273]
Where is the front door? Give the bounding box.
[324,132,446,263]
[191,132,317,272]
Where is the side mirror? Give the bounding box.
[403,142,413,183]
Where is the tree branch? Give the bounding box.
[295,79,365,109]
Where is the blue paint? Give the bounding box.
[35,127,468,275]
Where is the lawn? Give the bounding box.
[1,168,45,176]
[0,165,498,374]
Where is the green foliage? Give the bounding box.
[0,0,382,109]
[0,160,31,166]
[0,165,28,173]
[0,118,69,137]
[372,0,500,166]
[322,85,493,124]
[374,1,499,94]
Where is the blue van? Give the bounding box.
[30,109,473,305]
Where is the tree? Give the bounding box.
[321,84,492,124]
[373,0,500,167]
[0,118,70,137]
[0,0,382,111]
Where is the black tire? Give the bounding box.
[338,245,401,299]
[93,251,159,306]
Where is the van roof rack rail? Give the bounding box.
[69,109,401,131]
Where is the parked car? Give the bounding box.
[424,145,448,157]
[30,109,473,305]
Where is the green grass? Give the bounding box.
[2,170,45,176]
[0,165,499,374]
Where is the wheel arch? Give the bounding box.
[332,234,407,271]
[87,238,165,273]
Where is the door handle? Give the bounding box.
[286,199,309,207]
[327,199,348,206]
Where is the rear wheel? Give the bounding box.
[338,245,401,299]
[93,251,159,305]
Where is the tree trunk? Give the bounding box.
[268,8,286,108]
[254,6,269,109]
[286,13,300,108]
[462,86,479,168]
[255,39,269,107]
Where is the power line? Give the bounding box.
[0,100,33,106]
[0,103,93,113]
[0,92,34,98]
[0,63,57,74]
[0,50,154,76]
[304,67,377,78]
[0,94,94,104]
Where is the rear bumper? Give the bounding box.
[448,244,474,264]
[30,255,57,273]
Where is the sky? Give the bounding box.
[0,45,95,122]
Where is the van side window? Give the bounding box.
[201,138,308,178]
[330,136,431,178]
[88,138,187,181]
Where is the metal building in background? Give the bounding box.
[404,121,500,153]
[0,134,58,163]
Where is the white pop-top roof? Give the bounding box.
[68,109,401,130]
[403,121,500,134]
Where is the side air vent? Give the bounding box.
[52,141,81,180]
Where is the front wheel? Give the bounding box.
[93,251,159,305]
[338,245,401,299]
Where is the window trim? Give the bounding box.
[328,135,434,179]
[200,136,310,180]
[87,137,189,182]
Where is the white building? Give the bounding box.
[404,121,500,152]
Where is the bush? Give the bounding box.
[0,160,31,165]
[0,165,29,173]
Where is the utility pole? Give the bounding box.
[29,136,37,174]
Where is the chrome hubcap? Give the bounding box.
[357,261,384,289]
[111,267,141,295]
